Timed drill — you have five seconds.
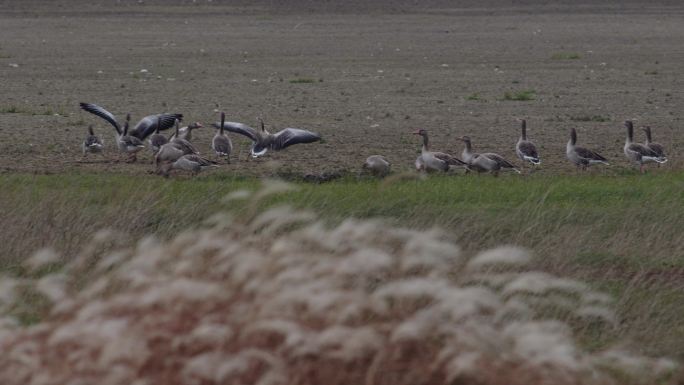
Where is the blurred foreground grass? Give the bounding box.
[1,170,684,357]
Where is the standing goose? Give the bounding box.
[623,120,664,173]
[459,136,519,176]
[413,129,466,172]
[117,119,145,162]
[566,127,609,170]
[212,117,321,157]
[79,102,183,140]
[212,112,233,162]
[82,125,103,157]
[148,115,169,155]
[515,119,540,167]
[362,155,391,176]
[642,126,667,165]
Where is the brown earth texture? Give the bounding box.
[1,0,683,177]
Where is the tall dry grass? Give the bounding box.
[0,181,678,385]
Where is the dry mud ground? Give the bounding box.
[0,0,683,176]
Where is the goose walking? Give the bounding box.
[79,102,182,140]
[82,125,103,157]
[566,128,609,170]
[212,117,321,157]
[212,112,233,162]
[515,119,540,168]
[624,121,665,173]
[642,126,667,165]
[362,155,391,176]
[459,136,519,176]
[413,129,466,172]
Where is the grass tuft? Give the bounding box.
[552,52,581,60]
[502,89,536,101]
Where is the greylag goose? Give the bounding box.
[212,112,233,162]
[154,120,198,173]
[413,129,466,172]
[362,155,391,176]
[117,119,145,162]
[82,125,103,156]
[642,126,667,165]
[624,120,664,172]
[165,154,217,176]
[515,120,540,167]
[79,102,182,140]
[459,136,519,175]
[566,127,609,170]
[169,122,203,142]
[212,117,321,157]
[148,116,169,155]
[170,119,199,155]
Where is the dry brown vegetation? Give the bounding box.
[0,182,679,385]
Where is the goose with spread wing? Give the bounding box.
[566,127,609,170]
[413,129,466,172]
[79,102,182,141]
[212,117,321,157]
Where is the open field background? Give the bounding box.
[1,0,684,175]
[2,1,684,381]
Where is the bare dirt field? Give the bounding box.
[1,0,683,176]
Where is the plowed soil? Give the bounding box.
[1,0,683,177]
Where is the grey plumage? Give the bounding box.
[212,117,321,157]
[79,102,182,140]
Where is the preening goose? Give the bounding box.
[642,126,667,165]
[212,112,233,162]
[362,155,391,176]
[212,117,321,157]
[413,129,466,172]
[566,127,609,170]
[79,102,182,140]
[516,120,540,167]
[624,120,664,172]
[459,136,519,176]
[148,115,169,155]
[82,125,103,156]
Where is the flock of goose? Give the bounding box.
[79,102,668,177]
[79,102,322,176]
[369,119,667,176]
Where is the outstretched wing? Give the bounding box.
[80,102,121,135]
[272,128,321,150]
[211,122,259,142]
[131,114,183,140]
